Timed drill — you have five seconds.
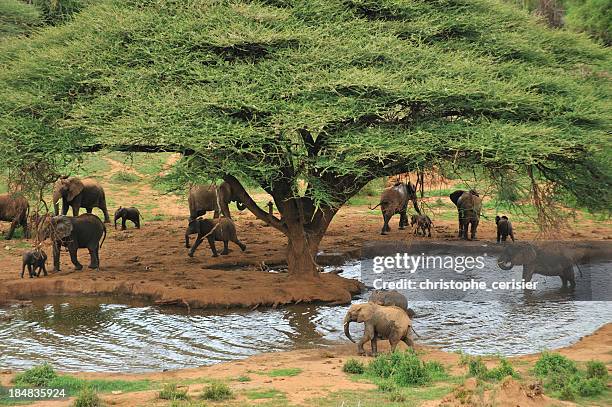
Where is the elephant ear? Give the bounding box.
[449,190,465,206]
[67,178,84,202]
[52,179,63,204]
[355,303,374,323]
[52,216,73,239]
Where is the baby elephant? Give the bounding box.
[114,206,142,230]
[495,215,515,242]
[369,290,416,318]
[410,214,432,237]
[21,249,47,278]
[344,302,413,356]
[185,218,246,257]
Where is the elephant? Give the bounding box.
[449,189,482,240]
[53,177,110,223]
[114,206,142,230]
[372,182,420,235]
[40,214,107,272]
[495,215,515,242]
[21,249,47,278]
[369,290,416,318]
[344,302,414,356]
[497,243,576,288]
[185,217,246,257]
[188,182,246,221]
[410,214,432,237]
[0,193,29,240]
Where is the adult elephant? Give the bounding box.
[0,193,29,240]
[53,177,110,223]
[497,243,577,288]
[373,182,420,235]
[449,189,482,240]
[40,214,106,272]
[188,182,246,220]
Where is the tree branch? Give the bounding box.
[222,174,287,233]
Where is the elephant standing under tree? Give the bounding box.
[40,214,106,272]
[188,182,246,221]
[497,243,576,288]
[496,215,515,242]
[344,302,414,356]
[372,182,421,235]
[449,190,482,240]
[0,193,29,240]
[185,217,246,257]
[53,177,110,223]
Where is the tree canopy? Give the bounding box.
[1,0,610,275]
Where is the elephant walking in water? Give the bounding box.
[372,182,420,235]
[497,243,577,288]
[53,177,110,223]
[449,189,481,240]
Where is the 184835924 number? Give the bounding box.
[0,386,67,400]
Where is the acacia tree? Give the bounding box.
[0,0,610,277]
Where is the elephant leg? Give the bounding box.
[402,332,414,348]
[213,210,220,219]
[470,219,479,240]
[53,241,61,272]
[233,238,246,252]
[87,246,99,269]
[370,337,378,356]
[5,219,17,240]
[566,267,576,288]
[39,264,47,277]
[399,212,407,230]
[185,232,191,248]
[134,218,140,229]
[21,263,26,278]
[560,276,568,287]
[86,207,93,213]
[357,325,374,356]
[207,236,219,257]
[100,203,111,224]
[121,218,127,230]
[69,245,83,270]
[221,240,229,255]
[62,202,69,216]
[27,264,34,278]
[71,204,81,217]
[522,266,533,283]
[381,213,391,235]
[427,227,431,238]
[188,237,204,257]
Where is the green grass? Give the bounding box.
[245,388,286,400]
[342,359,366,374]
[200,382,233,401]
[235,375,251,382]
[261,368,302,377]
[463,356,518,381]
[12,363,56,387]
[109,171,140,184]
[366,350,445,387]
[72,387,102,407]
[158,383,189,401]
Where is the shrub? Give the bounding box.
[533,353,577,376]
[342,359,365,374]
[72,387,102,407]
[467,357,487,378]
[367,350,437,386]
[13,363,57,387]
[575,376,607,397]
[586,360,608,380]
[200,382,233,401]
[465,357,517,381]
[377,379,398,393]
[158,384,189,401]
[425,361,447,380]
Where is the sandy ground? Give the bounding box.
[1,323,609,407]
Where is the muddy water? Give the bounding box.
[0,257,610,372]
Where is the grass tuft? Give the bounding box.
[13,363,57,387]
[200,382,233,401]
[342,359,365,374]
[158,384,189,401]
[72,387,102,407]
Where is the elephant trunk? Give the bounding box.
[497,259,514,270]
[343,314,355,343]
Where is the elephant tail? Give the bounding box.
[369,202,382,210]
[411,326,420,338]
[575,263,584,278]
[100,224,107,249]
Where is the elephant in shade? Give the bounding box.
[372,182,420,235]
[0,193,29,240]
[188,182,246,221]
[449,189,482,240]
[53,177,110,223]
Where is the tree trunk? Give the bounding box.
[286,225,321,278]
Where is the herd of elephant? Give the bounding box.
[1,177,579,288]
[0,177,248,278]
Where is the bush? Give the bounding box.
[342,359,365,374]
[465,356,517,381]
[467,357,487,378]
[533,353,577,376]
[200,382,233,401]
[575,376,607,397]
[72,387,102,407]
[13,363,57,387]
[586,360,608,380]
[158,384,189,401]
[367,350,439,386]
